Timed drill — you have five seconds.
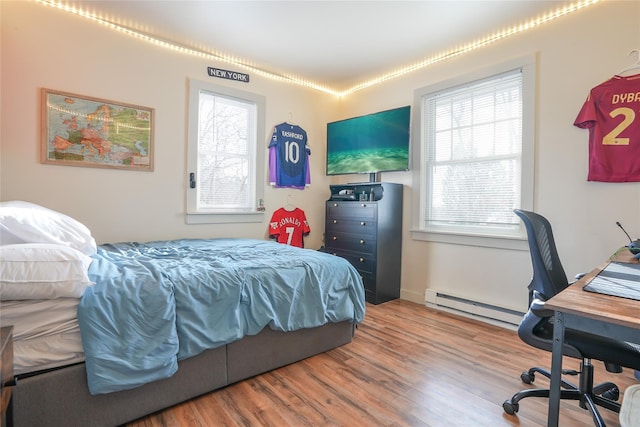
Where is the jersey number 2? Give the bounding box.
[603,107,635,145]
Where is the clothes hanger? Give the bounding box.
[285,111,297,126]
[284,193,296,211]
[617,49,640,75]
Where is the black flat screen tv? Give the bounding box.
[326,105,411,181]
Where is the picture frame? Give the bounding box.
[41,88,154,171]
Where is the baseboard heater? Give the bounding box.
[424,289,524,328]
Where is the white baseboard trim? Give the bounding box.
[424,289,524,331]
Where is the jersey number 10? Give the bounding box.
[284,141,301,164]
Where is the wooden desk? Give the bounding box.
[545,250,640,427]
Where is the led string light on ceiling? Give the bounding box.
[35,0,339,96]
[36,0,599,98]
[346,0,599,96]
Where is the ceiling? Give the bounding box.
[60,0,583,93]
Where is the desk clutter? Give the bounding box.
[583,262,640,301]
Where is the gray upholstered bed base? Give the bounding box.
[12,321,355,427]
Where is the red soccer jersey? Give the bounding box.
[269,207,310,248]
[574,74,640,182]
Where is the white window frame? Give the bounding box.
[410,54,536,250]
[186,79,266,224]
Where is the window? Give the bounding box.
[186,79,265,224]
[411,55,535,249]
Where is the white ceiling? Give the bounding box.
[65,0,577,92]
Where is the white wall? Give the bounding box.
[1,1,334,248]
[333,0,640,310]
[2,1,640,314]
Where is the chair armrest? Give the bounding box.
[530,290,554,317]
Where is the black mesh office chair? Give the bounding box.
[503,209,640,427]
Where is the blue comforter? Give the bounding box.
[78,238,366,395]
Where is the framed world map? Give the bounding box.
[41,88,154,171]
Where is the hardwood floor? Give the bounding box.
[127,299,637,426]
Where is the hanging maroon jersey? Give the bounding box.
[269,207,310,248]
[574,74,640,182]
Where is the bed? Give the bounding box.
[0,201,366,426]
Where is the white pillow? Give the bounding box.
[0,201,97,256]
[0,243,94,300]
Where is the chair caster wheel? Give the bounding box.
[520,371,534,384]
[503,400,519,415]
[602,386,619,401]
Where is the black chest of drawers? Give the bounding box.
[324,183,402,304]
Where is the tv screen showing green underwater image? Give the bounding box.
[326,106,410,176]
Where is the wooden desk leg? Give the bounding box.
[6,394,12,427]
[548,311,564,427]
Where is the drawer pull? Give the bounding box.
[361,203,367,207]
[359,258,365,263]
[360,239,365,244]
[333,203,338,207]
[332,236,337,241]
[333,219,338,224]
[360,221,366,226]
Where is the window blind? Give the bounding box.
[197,92,255,211]
[424,69,523,231]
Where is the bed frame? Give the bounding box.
[12,321,355,427]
